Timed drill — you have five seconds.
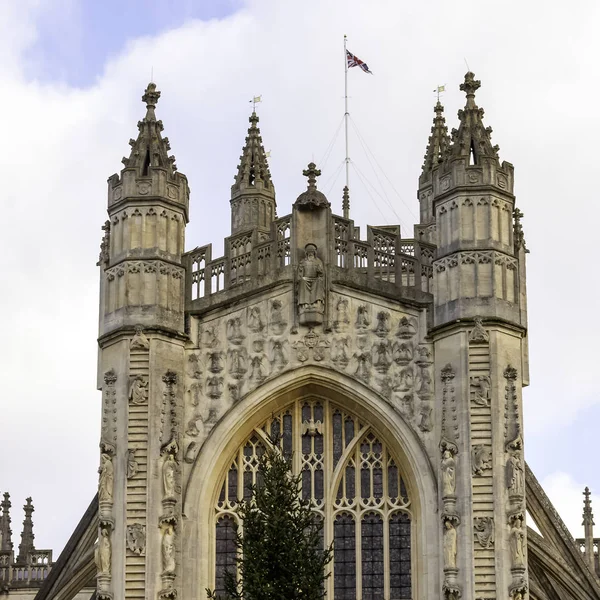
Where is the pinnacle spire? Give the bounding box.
[583,487,596,572]
[232,111,273,193]
[583,487,595,526]
[121,83,178,176]
[17,497,35,563]
[450,72,500,164]
[0,492,13,552]
[422,101,451,175]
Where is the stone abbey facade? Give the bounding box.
[2,74,600,600]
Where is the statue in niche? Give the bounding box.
[162,454,176,499]
[374,311,391,337]
[269,300,287,335]
[162,524,176,574]
[248,306,264,333]
[270,340,288,371]
[471,376,491,407]
[472,445,492,476]
[416,366,432,396]
[128,376,148,405]
[333,297,350,332]
[372,340,392,373]
[228,347,248,379]
[95,527,111,575]
[127,449,139,479]
[393,342,413,365]
[506,452,525,496]
[207,376,224,399]
[509,516,526,567]
[443,519,457,569]
[98,453,114,503]
[250,354,268,382]
[226,317,245,344]
[208,351,224,373]
[474,517,495,549]
[331,337,350,368]
[441,450,456,497]
[397,316,417,339]
[355,305,371,330]
[297,244,325,326]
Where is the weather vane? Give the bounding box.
[250,95,262,112]
[433,84,446,102]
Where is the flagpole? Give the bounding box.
[343,35,350,218]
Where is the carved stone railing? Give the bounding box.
[576,537,600,576]
[185,213,435,311]
[0,549,53,588]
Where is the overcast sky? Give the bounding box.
[0,0,598,556]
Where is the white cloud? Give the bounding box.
[0,0,599,554]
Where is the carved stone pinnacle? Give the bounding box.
[460,71,481,97]
[302,162,321,190]
[142,82,160,108]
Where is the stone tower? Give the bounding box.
[97,83,189,600]
[418,72,529,599]
[84,76,600,600]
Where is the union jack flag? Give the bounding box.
[346,49,373,74]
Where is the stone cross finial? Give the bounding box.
[303,162,321,190]
[460,72,481,98]
[142,82,161,108]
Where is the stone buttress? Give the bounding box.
[96,83,189,600]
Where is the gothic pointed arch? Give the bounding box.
[182,367,440,600]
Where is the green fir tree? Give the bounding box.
[207,435,333,600]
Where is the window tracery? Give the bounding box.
[213,399,412,599]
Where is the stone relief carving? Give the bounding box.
[95,527,112,575]
[472,445,492,476]
[470,375,491,407]
[228,347,248,379]
[129,376,148,405]
[98,453,114,504]
[269,300,287,335]
[250,354,268,383]
[415,365,432,396]
[331,337,350,368]
[333,297,350,332]
[126,523,146,556]
[226,317,245,345]
[398,393,414,419]
[297,244,325,326]
[130,325,150,350]
[393,342,413,365]
[207,376,224,399]
[372,340,392,373]
[396,316,417,339]
[270,340,288,371]
[474,517,495,549]
[208,351,224,373]
[469,316,489,344]
[200,324,218,348]
[293,329,329,363]
[353,348,371,383]
[393,368,413,392]
[302,418,323,436]
[355,305,371,330]
[374,311,391,337]
[248,306,264,333]
[187,353,202,379]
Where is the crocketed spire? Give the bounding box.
[0,492,12,552]
[450,72,500,164]
[583,487,596,571]
[16,497,35,563]
[121,83,177,176]
[422,101,451,174]
[232,112,273,192]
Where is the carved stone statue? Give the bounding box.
[441,450,456,497]
[333,297,350,332]
[98,453,114,503]
[510,517,526,567]
[297,244,325,326]
[248,306,264,333]
[443,520,457,569]
[163,454,176,499]
[95,527,111,575]
[161,524,176,574]
[127,449,139,479]
[472,445,492,476]
[269,300,286,334]
[126,523,146,556]
[471,375,491,407]
[506,452,524,497]
[474,517,495,549]
[355,305,370,330]
[129,376,148,405]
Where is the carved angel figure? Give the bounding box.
[227,317,245,344]
[416,366,432,395]
[471,376,491,406]
[98,453,114,503]
[331,337,350,367]
[474,517,495,549]
[271,340,288,371]
[397,316,417,339]
[269,300,286,334]
[441,450,456,497]
[374,311,391,337]
[129,376,148,405]
[248,306,264,333]
[250,355,268,382]
[393,342,413,365]
[372,340,392,373]
[471,445,492,476]
[334,297,350,332]
[355,305,370,330]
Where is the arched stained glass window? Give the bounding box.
[213,399,412,599]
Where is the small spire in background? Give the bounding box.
[0,492,13,552]
[17,497,35,563]
[583,487,596,572]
